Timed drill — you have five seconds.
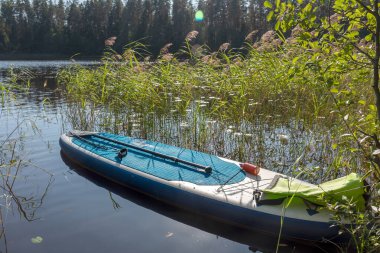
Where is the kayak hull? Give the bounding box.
[59,132,343,241]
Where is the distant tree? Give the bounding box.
[135,0,153,42]
[31,0,55,52]
[0,17,10,51]
[240,0,249,41]
[172,0,193,49]
[82,0,113,53]
[248,0,272,37]
[226,0,243,47]
[150,0,171,54]
[206,0,228,49]
[0,0,274,56]
[108,0,123,37]
[129,0,143,41]
[1,0,16,51]
[194,0,206,44]
[19,0,34,51]
[53,0,65,50]
[66,0,83,53]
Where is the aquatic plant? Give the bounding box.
[58,34,372,174]
[0,80,54,252]
[57,28,380,250]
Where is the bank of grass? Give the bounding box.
[58,37,380,251]
[57,41,375,173]
[59,48,336,120]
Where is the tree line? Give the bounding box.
[0,0,273,56]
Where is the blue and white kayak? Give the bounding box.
[59,131,364,241]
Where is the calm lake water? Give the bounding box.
[0,61,337,253]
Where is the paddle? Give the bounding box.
[72,132,212,174]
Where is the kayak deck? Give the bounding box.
[71,132,246,185]
[60,131,349,241]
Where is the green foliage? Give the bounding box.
[59,43,335,123]
[264,0,380,250]
[326,195,380,253]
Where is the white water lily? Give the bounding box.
[278,134,289,145]
[205,120,216,125]
[372,149,380,156]
[180,122,190,128]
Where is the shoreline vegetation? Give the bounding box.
[58,28,380,252]
[0,53,100,61]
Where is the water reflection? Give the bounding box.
[0,60,99,82]
[0,152,54,253]
[0,61,350,253]
[61,152,338,253]
[0,60,98,70]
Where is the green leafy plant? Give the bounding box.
[266,0,380,177]
[326,194,380,253]
[265,0,380,250]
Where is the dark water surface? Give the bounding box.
[0,61,336,253]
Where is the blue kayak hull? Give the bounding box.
[59,132,344,241]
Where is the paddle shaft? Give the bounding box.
[91,134,212,173]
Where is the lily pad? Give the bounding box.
[31,236,43,244]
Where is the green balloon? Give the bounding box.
[195,10,204,22]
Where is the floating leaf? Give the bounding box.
[278,134,289,145]
[31,236,43,244]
